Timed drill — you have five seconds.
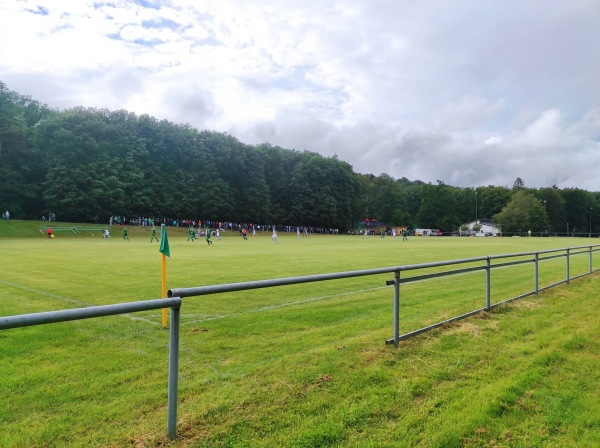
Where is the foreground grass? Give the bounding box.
[0,225,599,446]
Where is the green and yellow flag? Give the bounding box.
[159,224,170,257]
[159,223,170,328]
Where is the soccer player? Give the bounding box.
[123,227,129,241]
[272,227,279,244]
[150,225,159,242]
[187,226,195,241]
[206,228,213,245]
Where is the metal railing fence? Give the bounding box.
[0,298,182,440]
[167,245,598,348]
[0,244,598,441]
[384,245,597,345]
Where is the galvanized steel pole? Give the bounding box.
[485,258,491,311]
[566,249,570,284]
[167,304,181,440]
[534,253,539,294]
[393,270,400,348]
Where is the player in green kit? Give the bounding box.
[187,226,196,241]
[206,228,213,245]
[123,227,129,241]
[150,225,159,242]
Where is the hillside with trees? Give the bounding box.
[1,81,599,234]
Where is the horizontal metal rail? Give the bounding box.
[539,280,568,292]
[393,307,487,341]
[168,266,400,298]
[569,272,589,281]
[398,265,486,284]
[568,250,592,257]
[538,253,567,262]
[488,258,534,269]
[488,291,537,308]
[168,256,491,299]
[0,297,181,329]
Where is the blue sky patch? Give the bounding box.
[134,38,164,47]
[133,0,161,10]
[26,5,49,15]
[141,17,179,30]
[93,2,117,9]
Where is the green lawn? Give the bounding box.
[1,221,599,447]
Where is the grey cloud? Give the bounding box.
[3,0,600,190]
[161,86,218,128]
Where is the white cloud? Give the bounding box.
[1,0,600,190]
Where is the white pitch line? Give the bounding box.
[249,286,389,312]
[183,285,389,324]
[0,279,160,326]
[180,268,493,325]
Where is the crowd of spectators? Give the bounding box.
[107,215,339,235]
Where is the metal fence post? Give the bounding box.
[486,257,491,311]
[393,270,400,348]
[167,304,181,440]
[534,253,539,294]
[566,248,570,285]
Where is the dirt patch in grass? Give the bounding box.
[511,299,542,310]
[447,322,482,337]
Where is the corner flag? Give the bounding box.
[159,223,170,328]
[159,224,170,257]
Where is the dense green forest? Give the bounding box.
[1,81,598,234]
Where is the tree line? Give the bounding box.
[1,81,598,235]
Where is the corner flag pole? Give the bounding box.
[162,252,167,328]
[159,224,171,329]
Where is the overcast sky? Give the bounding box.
[2,0,599,190]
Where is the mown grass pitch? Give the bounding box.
[1,223,599,446]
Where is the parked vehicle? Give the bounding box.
[415,228,441,236]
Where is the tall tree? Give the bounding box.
[416,181,461,231]
[0,82,39,217]
[3,81,600,231]
[512,177,525,191]
[535,187,567,233]
[494,190,547,234]
[560,188,594,236]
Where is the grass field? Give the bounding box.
[1,221,599,447]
